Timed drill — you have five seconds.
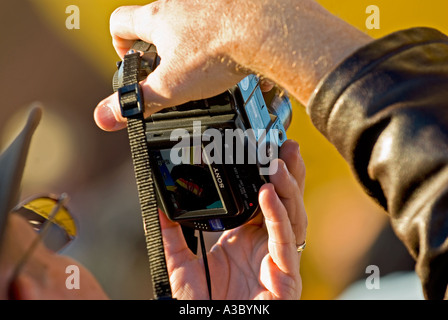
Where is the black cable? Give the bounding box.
[199,230,212,300]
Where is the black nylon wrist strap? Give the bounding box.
[118,50,173,299]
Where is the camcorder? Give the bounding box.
[113,42,292,232]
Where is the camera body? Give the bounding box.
[113,43,292,231]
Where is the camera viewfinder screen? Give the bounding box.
[152,147,224,217]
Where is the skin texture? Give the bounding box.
[0,214,108,300]
[94,0,372,131]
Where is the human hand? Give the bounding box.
[95,1,249,131]
[94,0,371,131]
[160,139,307,299]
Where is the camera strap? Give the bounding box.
[117,49,173,300]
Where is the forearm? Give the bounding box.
[224,0,372,105]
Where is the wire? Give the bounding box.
[199,230,212,300]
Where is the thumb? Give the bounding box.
[93,64,185,132]
[158,210,196,269]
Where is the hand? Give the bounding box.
[94,1,371,132]
[94,1,249,131]
[160,140,307,299]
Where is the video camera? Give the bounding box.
[113,42,292,232]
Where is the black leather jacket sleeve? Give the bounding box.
[307,27,448,300]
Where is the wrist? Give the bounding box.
[222,0,372,105]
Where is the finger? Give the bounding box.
[259,183,299,275]
[269,158,300,209]
[268,158,307,248]
[94,92,126,131]
[93,63,189,132]
[279,139,306,196]
[259,78,275,92]
[110,5,157,58]
[158,209,195,267]
[279,140,307,244]
[94,50,248,132]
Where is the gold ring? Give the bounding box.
[296,240,306,253]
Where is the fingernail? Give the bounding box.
[95,103,119,131]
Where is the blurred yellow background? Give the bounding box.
[7,0,446,299]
